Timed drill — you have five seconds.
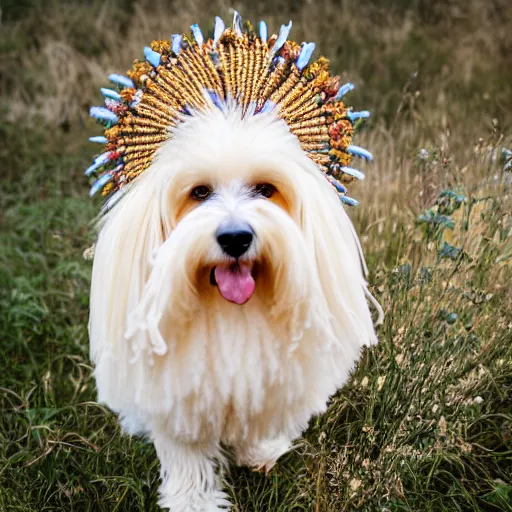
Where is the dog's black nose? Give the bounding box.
[216,223,254,258]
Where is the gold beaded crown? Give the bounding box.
[87,13,373,206]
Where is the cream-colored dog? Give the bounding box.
[89,102,380,510]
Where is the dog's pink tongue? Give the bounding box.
[215,264,255,305]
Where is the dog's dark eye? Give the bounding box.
[254,183,276,199]
[191,185,212,201]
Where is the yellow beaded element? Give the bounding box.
[88,18,371,204]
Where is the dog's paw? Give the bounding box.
[158,490,232,511]
[119,413,149,437]
[237,436,292,474]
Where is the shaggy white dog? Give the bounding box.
[89,103,380,510]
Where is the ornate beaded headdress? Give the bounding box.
[86,13,373,206]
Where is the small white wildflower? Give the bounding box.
[361,376,369,388]
[83,244,96,260]
[377,375,386,391]
[418,148,429,160]
[349,478,362,491]
[432,404,439,414]
[474,396,484,405]
[438,416,447,437]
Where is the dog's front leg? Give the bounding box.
[153,434,231,511]
[235,435,293,474]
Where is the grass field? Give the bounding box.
[1,0,511,510]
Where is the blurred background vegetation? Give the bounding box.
[0,0,511,510]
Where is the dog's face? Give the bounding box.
[127,105,324,328]
[167,143,303,307]
[175,178,290,305]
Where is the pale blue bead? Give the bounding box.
[90,173,114,197]
[89,136,108,144]
[190,24,204,45]
[340,166,365,180]
[272,21,292,54]
[100,88,121,101]
[233,11,243,36]
[94,152,111,164]
[340,195,359,206]
[330,179,347,194]
[84,152,112,176]
[108,74,134,88]
[259,21,268,41]
[347,110,370,122]
[347,145,373,161]
[89,106,118,124]
[84,161,102,177]
[335,82,355,100]
[296,42,315,70]
[259,100,275,114]
[144,46,161,67]
[213,17,225,44]
[85,160,105,177]
[171,34,182,54]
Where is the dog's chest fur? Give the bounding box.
[105,298,343,446]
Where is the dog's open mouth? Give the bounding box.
[210,263,255,305]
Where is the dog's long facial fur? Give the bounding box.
[89,104,379,451]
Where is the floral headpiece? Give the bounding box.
[87,13,373,206]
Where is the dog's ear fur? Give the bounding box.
[296,163,381,354]
[88,161,204,410]
[89,170,165,368]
